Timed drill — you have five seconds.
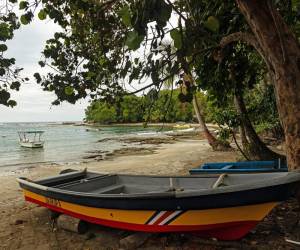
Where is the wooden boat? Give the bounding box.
[18,131,45,148]
[17,170,300,240]
[189,161,288,174]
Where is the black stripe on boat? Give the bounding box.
[18,182,298,210]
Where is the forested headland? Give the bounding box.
[85,85,282,140]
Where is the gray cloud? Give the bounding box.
[0,17,88,122]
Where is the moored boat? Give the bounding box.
[189,160,288,174]
[17,170,300,240]
[18,131,45,148]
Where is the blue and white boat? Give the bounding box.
[189,160,288,174]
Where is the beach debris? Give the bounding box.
[285,238,300,245]
[119,232,151,249]
[14,219,26,225]
[82,155,103,160]
[97,138,115,143]
[86,150,109,154]
[120,137,176,145]
[57,214,89,234]
[107,147,157,157]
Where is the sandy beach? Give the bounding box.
[0,136,297,250]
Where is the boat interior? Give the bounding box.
[32,170,289,195]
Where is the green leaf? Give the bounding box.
[33,73,42,83]
[7,100,17,107]
[170,29,182,49]
[0,89,10,105]
[64,86,74,95]
[204,16,220,33]
[52,100,60,105]
[0,68,5,76]
[20,14,31,25]
[38,9,47,20]
[292,0,300,11]
[0,44,8,52]
[38,61,45,67]
[19,1,28,10]
[0,23,11,41]
[125,31,144,50]
[118,6,131,27]
[10,81,20,90]
[156,0,172,28]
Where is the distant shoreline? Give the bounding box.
[84,122,219,129]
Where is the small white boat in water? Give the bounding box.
[18,131,45,148]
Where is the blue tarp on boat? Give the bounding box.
[189,161,288,174]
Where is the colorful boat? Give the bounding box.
[189,161,288,174]
[17,170,300,240]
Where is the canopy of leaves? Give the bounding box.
[17,0,245,105]
[1,0,299,123]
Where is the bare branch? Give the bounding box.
[220,32,261,53]
[128,73,175,95]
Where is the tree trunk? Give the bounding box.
[192,96,218,146]
[236,0,300,169]
[183,73,230,150]
[234,91,284,161]
[239,124,248,147]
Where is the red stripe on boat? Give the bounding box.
[25,196,258,240]
[152,211,174,225]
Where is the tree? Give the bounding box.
[4,0,300,168]
[85,89,196,123]
[85,101,117,124]
[197,43,283,160]
[226,0,300,168]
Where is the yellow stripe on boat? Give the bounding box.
[24,190,154,224]
[23,190,277,225]
[169,202,277,225]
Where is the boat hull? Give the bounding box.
[19,141,44,148]
[23,189,276,240]
[17,171,300,240]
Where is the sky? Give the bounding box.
[0,17,88,122]
[0,10,179,123]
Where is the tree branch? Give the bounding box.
[220,32,261,54]
[219,31,275,75]
[127,73,175,95]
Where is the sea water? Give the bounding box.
[0,122,167,167]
